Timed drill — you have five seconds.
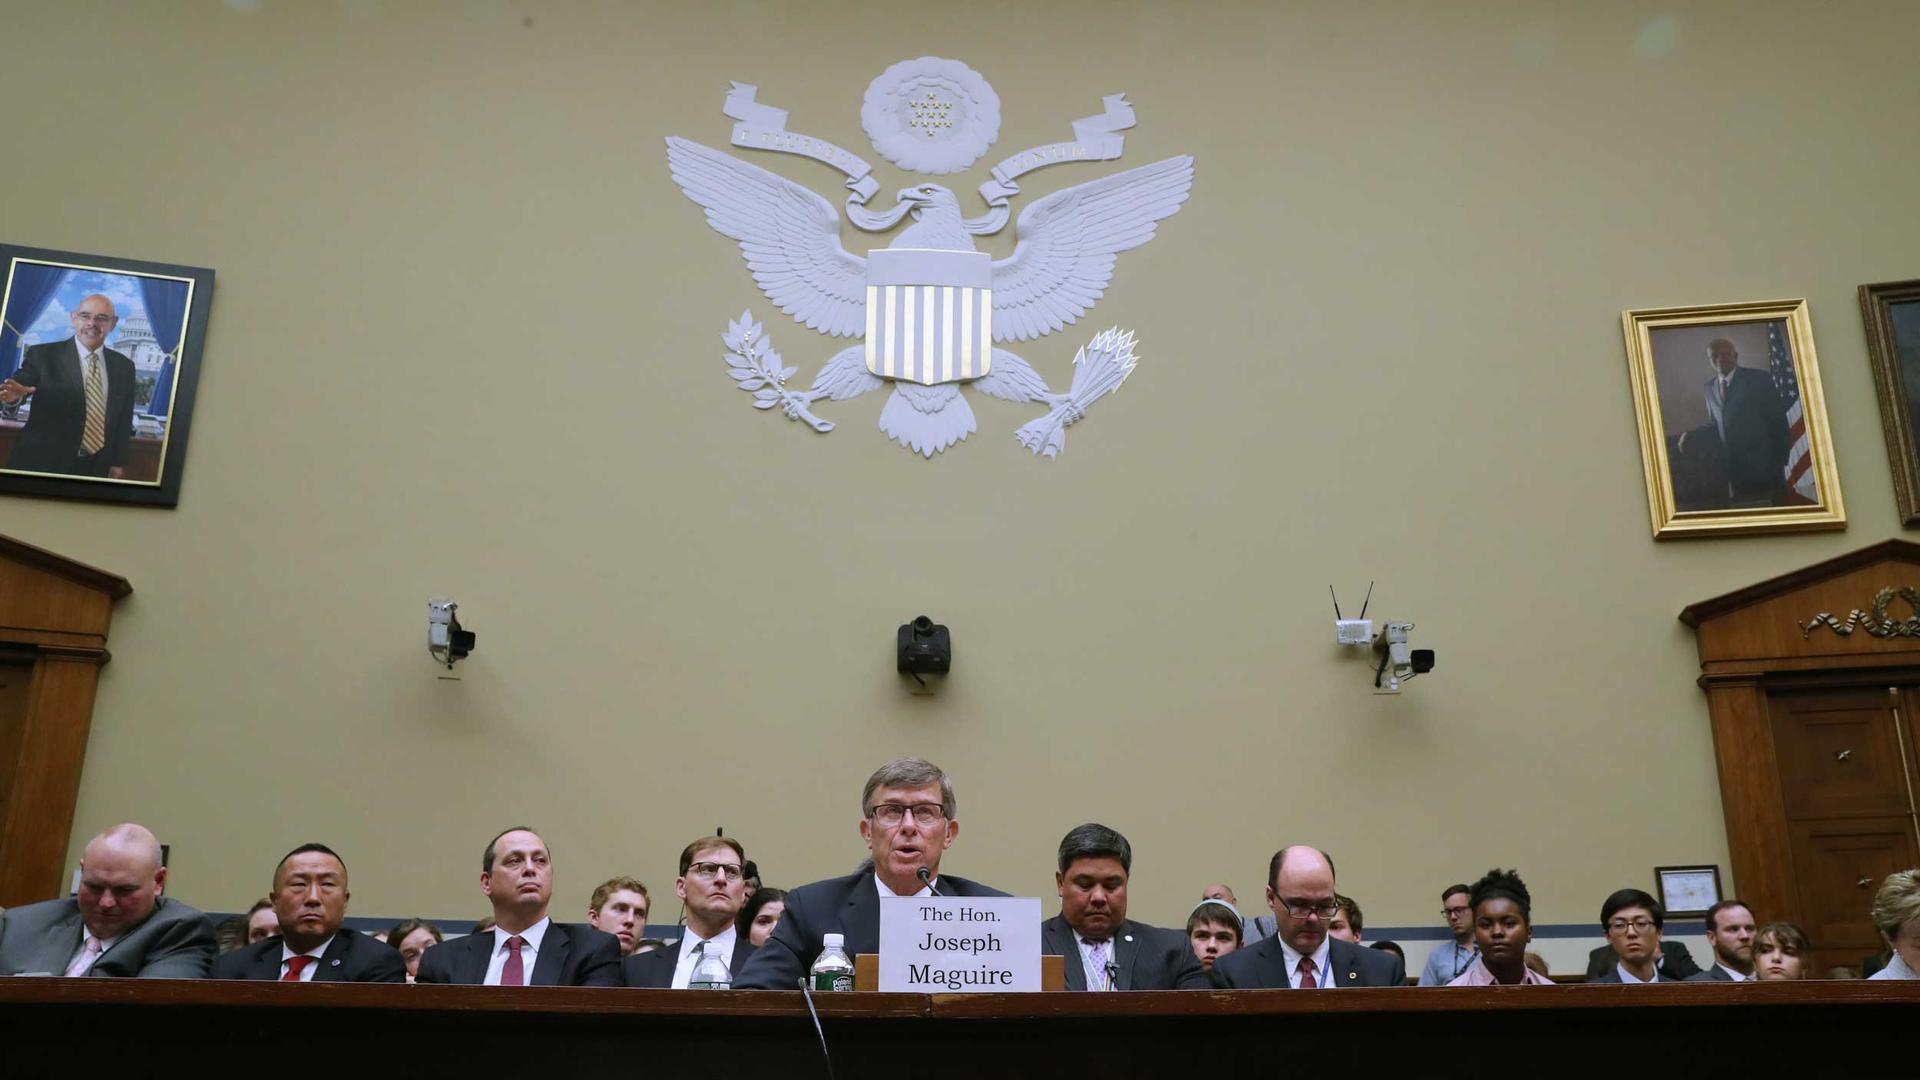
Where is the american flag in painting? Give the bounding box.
[1769,321,1816,503]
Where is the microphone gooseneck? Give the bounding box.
[917,865,937,894]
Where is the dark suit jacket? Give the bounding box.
[1041,914,1207,990]
[0,895,215,978]
[1683,964,1743,983]
[734,871,1006,990]
[209,930,407,982]
[1210,934,1405,989]
[622,932,755,988]
[5,337,137,475]
[1703,364,1791,499]
[414,921,622,987]
[1583,940,1700,982]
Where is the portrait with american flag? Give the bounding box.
[1622,298,1845,539]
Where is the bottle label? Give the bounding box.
[813,971,854,992]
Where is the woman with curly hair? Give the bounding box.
[1447,868,1553,986]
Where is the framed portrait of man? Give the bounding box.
[1860,278,1920,526]
[0,243,214,507]
[1622,298,1844,539]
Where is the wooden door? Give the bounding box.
[0,659,32,840]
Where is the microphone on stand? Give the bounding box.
[917,866,941,895]
[1105,960,1121,992]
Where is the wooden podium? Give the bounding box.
[0,533,131,907]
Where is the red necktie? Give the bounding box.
[282,955,314,982]
[501,935,526,986]
[1296,955,1317,989]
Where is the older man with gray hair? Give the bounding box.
[734,756,1006,989]
[0,823,215,977]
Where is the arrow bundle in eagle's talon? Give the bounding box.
[1015,327,1140,459]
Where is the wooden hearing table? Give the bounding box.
[2,977,1914,1076]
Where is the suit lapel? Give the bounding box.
[1042,917,1085,991]
[458,932,492,984]
[531,923,569,986]
[1259,938,1291,988]
[844,876,881,956]
[39,909,85,975]
[313,933,354,982]
[728,936,752,976]
[1112,922,1137,991]
[252,940,285,981]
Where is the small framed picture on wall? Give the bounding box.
[1655,865,1723,918]
[1621,298,1844,539]
[0,243,214,507]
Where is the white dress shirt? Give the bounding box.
[483,917,550,985]
[1278,935,1334,989]
[1614,961,1661,983]
[280,936,333,981]
[671,924,740,989]
[874,873,934,898]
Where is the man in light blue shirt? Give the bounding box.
[1419,883,1477,985]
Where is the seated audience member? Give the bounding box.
[736,757,1005,989]
[1583,902,1700,980]
[1327,893,1363,945]
[247,898,278,945]
[1825,965,1860,980]
[0,823,215,979]
[1210,846,1404,989]
[210,844,404,982]
[1420,883,1477,986]
[470,917,495,935]
[1446,868,1551,985]
[1524,952,1550,979]
[1751,922,1810,981]
[1685,899,1756,982]
[1207,883,1269,944]
[1186,899,1242,973]
[738,887,787,948]
[742,860,761,897]
[625,837,755,988]
[1041,824,1207,991]
[385,919,444,983]
[215,915,247,955]
[1868,869,1920,981]
[633,937,668,955]
[1370,940,1406,968]
[586,877,650,957]
[1589,888,1686,983]
[415,826,622,986]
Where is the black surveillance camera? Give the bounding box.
[897,615,951,677]
[1410,649,1435,674]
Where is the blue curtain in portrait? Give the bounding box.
[139,277,190,417]
[0,262,71,382]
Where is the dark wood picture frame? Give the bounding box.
[1861,278,1920,527]
[0,243,214,508]
[1654,864,1724,918]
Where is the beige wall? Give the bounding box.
[4,1,1918,938]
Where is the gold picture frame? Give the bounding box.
[1622,298,1844,539]
[1859,278,1920,527]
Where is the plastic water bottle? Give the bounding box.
[810,932,855,991]
[689,941,732,990]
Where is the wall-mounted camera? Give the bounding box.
[428,600,476,670]
[1332,583,1434,694]
[897,615,951,688]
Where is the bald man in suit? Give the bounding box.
[0,823,214,978]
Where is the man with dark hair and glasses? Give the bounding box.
[1210,846,1404,988]
[624,837,755,988]
[735,757,1005,989]
[1041,824,1207,990]
[1584,888,1701,982]
[1419,884,1477,986]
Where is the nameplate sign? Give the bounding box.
[878,896,1041,992]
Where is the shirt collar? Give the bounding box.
[874,872,932,898]
[1278,934,1332,982]
[680,923,737,956]
[1715,962,1751,981]
[1616,960,1657,983]
[280,935,334,964]
[495,917,551,954]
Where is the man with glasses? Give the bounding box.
[624,837,755,987]
[1,295,138,478]
[1588,888,1695,983]
[414,826,623,986]
[735,757,1005,989]
[1418,884,1477,986]
[1210,846,1404,989]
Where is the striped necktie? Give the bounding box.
[81,351,106,456]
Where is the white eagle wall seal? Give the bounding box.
[668,57,1194,459]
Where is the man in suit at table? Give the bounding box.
[0,295,138,478]
[1042,824,1207,991]
[735,757,1005,989]
[1587,888,1698,983]
[625,836,757,988]
[1684,899,1757,982]
[1210,846,1404,989]
[0,822,214,978]
[415,826,623,987]
[209,843,404,982]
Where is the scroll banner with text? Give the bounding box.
[879,896,1041,992]
[722,83,1135,234]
